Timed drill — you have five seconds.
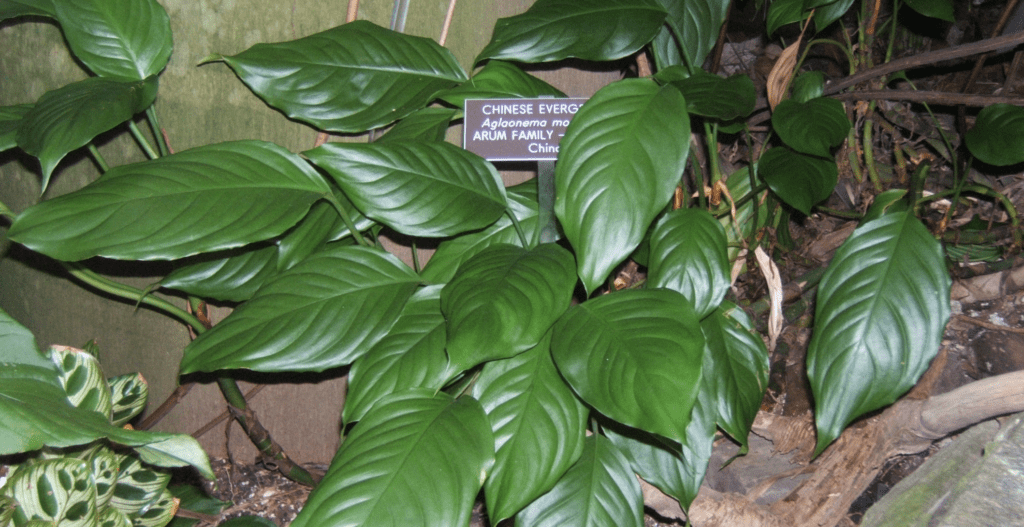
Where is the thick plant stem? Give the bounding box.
[146,106,171,157]
[87,144,110,173]
[327,194,372,247]
[128,120,159,160]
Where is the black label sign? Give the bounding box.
[463,98,588,161]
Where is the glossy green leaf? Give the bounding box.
[813,0,858,32]
[442,243,576,371]
[9,140,331,261]
[107,373,148,427]
[436,61,566,108]
[306,141,507,237]
[0,307,50,371]
[758,147,837,215]
[477,0,667,63]
[421,181,539,284]
[14,76,157,193]
[180,245,419,374]
[772,98,850,157]
[0,0,55,20]
[0,104,32,152]
[862,189,908,223]
[160,244,279,303]
[904,0,953,21]
[50,347,112,419]
[215,20,466,133]
[666,70,755,120]
[108,456,169,517]
[651,0,730,70]
[766,0,806,36]
[343,285,451,424]
[790,71,825,103]
[167,484,231,527]
[52,0,171,79]
[648,208,731,318]
[472,336,588,523]
[966,104,1024,166]
[2,459,97,527]
[555,79,689,294]
[551,289,704,442]
[377,107,457,143]
[700,302,769,448]
[290,390,494,527]
[515,434,642,527]
[807,212,951,455]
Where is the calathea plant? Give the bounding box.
[0,0,971,524]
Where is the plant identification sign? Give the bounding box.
[464,98,588,161]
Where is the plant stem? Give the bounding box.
[129,120,160,160]
[64,262,206,332]
[703,121,722,185]
[87,144,110,173]
[507,208,530,248]
[146,106,171,157]
[326,194,372,247]
[0,199,15,221]
[862,117,883,191]
[438,0,458,46]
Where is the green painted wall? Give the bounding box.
[0,0,622,463]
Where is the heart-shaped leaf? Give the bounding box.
[472,336,588,524]
[758,146,837,215]
[0,0,56,21]
[215,20,466,133]
[180,245,420,374]
[772,98,850,157]
[421,182,539,284]
[377,107,457,143]
[436,61,566,109]
[15,76,157,193]
[52,0,171,79]
[289,390,494,527]
[343,285,452,425]
[476,0,667,64]
[700,302,769,448]
[551,289,704,442]
[305,140,507,237]
[9,140,331,261]
[649,0,730,70]
[667,70,756,120]
[515,434,643,527]
[766,0,806,36]
[814,0,858,33]
[966,104,1024,166]
[442,243,576,371]
[807,212,951,455]
[790,71,825,103]
[648,208,731,318]
[0,104,32,152]
[555,79,690,294]
[3,458,98,527]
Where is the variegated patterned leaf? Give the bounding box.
[132,487,176,527]
[107,374,148,427]
[2,458,97,527]
[50,346,112,420]
[109,456,170,517]
[96,507,132,527]
[89,447,119,510]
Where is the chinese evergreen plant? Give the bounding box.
[3,0,1022,524]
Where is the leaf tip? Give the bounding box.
[197,54,225,66]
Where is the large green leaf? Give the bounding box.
[0,0,55,21]
[766,0,806,36]
[214,20,466,133]
[663,70,756,120]
[2,458,97,527]
[442,243,576,372]
[772,98,850,158]
[813,0,858,33]
[472,336,588,524]
[52,0,171,79]
[377,107,457,143]
[0,104,32,152]
[290,390,494,527]
[0,364,212,478]
[551,289,704,443]
[647,208,731,318]
[966,104,1024,166]
[14,76,157,194]
[305,141,507,237]
[515,434,642,527]
[8,140,331,261]
[650,0,730,71]
[555,79,690,294]
[420,181,539,284]
[180,245,420,374]
[0,307,50,371]
[476,0,667,63]
[807,212,951,455]
[904,0,953,21]
[700,302,769,448]
[436,61,566,109]
[343,285,452,425]
[758,146,837,215]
